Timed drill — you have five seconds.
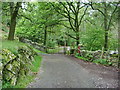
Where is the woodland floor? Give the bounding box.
[27,54,119,88]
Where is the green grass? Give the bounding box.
[30,55,42,72]
[1,40,45,54]
[2,75,34,88]
[1,40,26,54]
[32,48,46,54]
[13,75,35,88]
[0,81,2,90]
[75,55,88,61]
[93,59,111,65]
[47,47,61,54]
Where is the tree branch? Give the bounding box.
[50,3,71,19]
[84,19,96,26]
[79,6,88,26]
[51,3,76,32]
[79,4,87,10]
[59,23,72,29]
[59,2,76,32]
[59,2,75,20]
[65,32,77,40]
[70,2,76,13]
[67,2,76,14]
[89,2,105,17]
[107,3,119,30]
[18,14,32,22]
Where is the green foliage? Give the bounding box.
[1,1,119,88]
[109,32,118,50]
[75,53,88,61]
[2,82,14,88]
[84,53,93,61]
[93,59,111,65]
[75,51,113,66]
[2,2,118,51]
[47,40,57,48]
[16,2,62,45]
[81,27,104,51]
[109,39,118,50]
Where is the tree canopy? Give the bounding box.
[1,1,119,52]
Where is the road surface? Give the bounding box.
[28,54,119,88]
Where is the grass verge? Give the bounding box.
[32,48,46,54]
[30,55,42,72]
[1,40,26,54]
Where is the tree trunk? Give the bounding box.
[76,32,79,46]
[104,30,108,51]
[44,26,47,52]
[75,10,79,46]
[8,15,17,40]
[118,3,120,68]
[8,2,21,40]
[103,2,108,51]
[44,26,47,46]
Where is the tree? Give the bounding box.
[51,2,88,46]
[7,2,21,40]
[89,2,118,51]
[2,2,33,40]
[37,2,61,49]
[16,2,61,49]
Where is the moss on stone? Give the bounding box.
[2,45,37,86]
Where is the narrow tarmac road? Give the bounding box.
[28,54,118,88]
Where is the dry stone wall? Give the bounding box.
[19,38,45,52]
[80,50,118,67]
[1,46,37,86]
